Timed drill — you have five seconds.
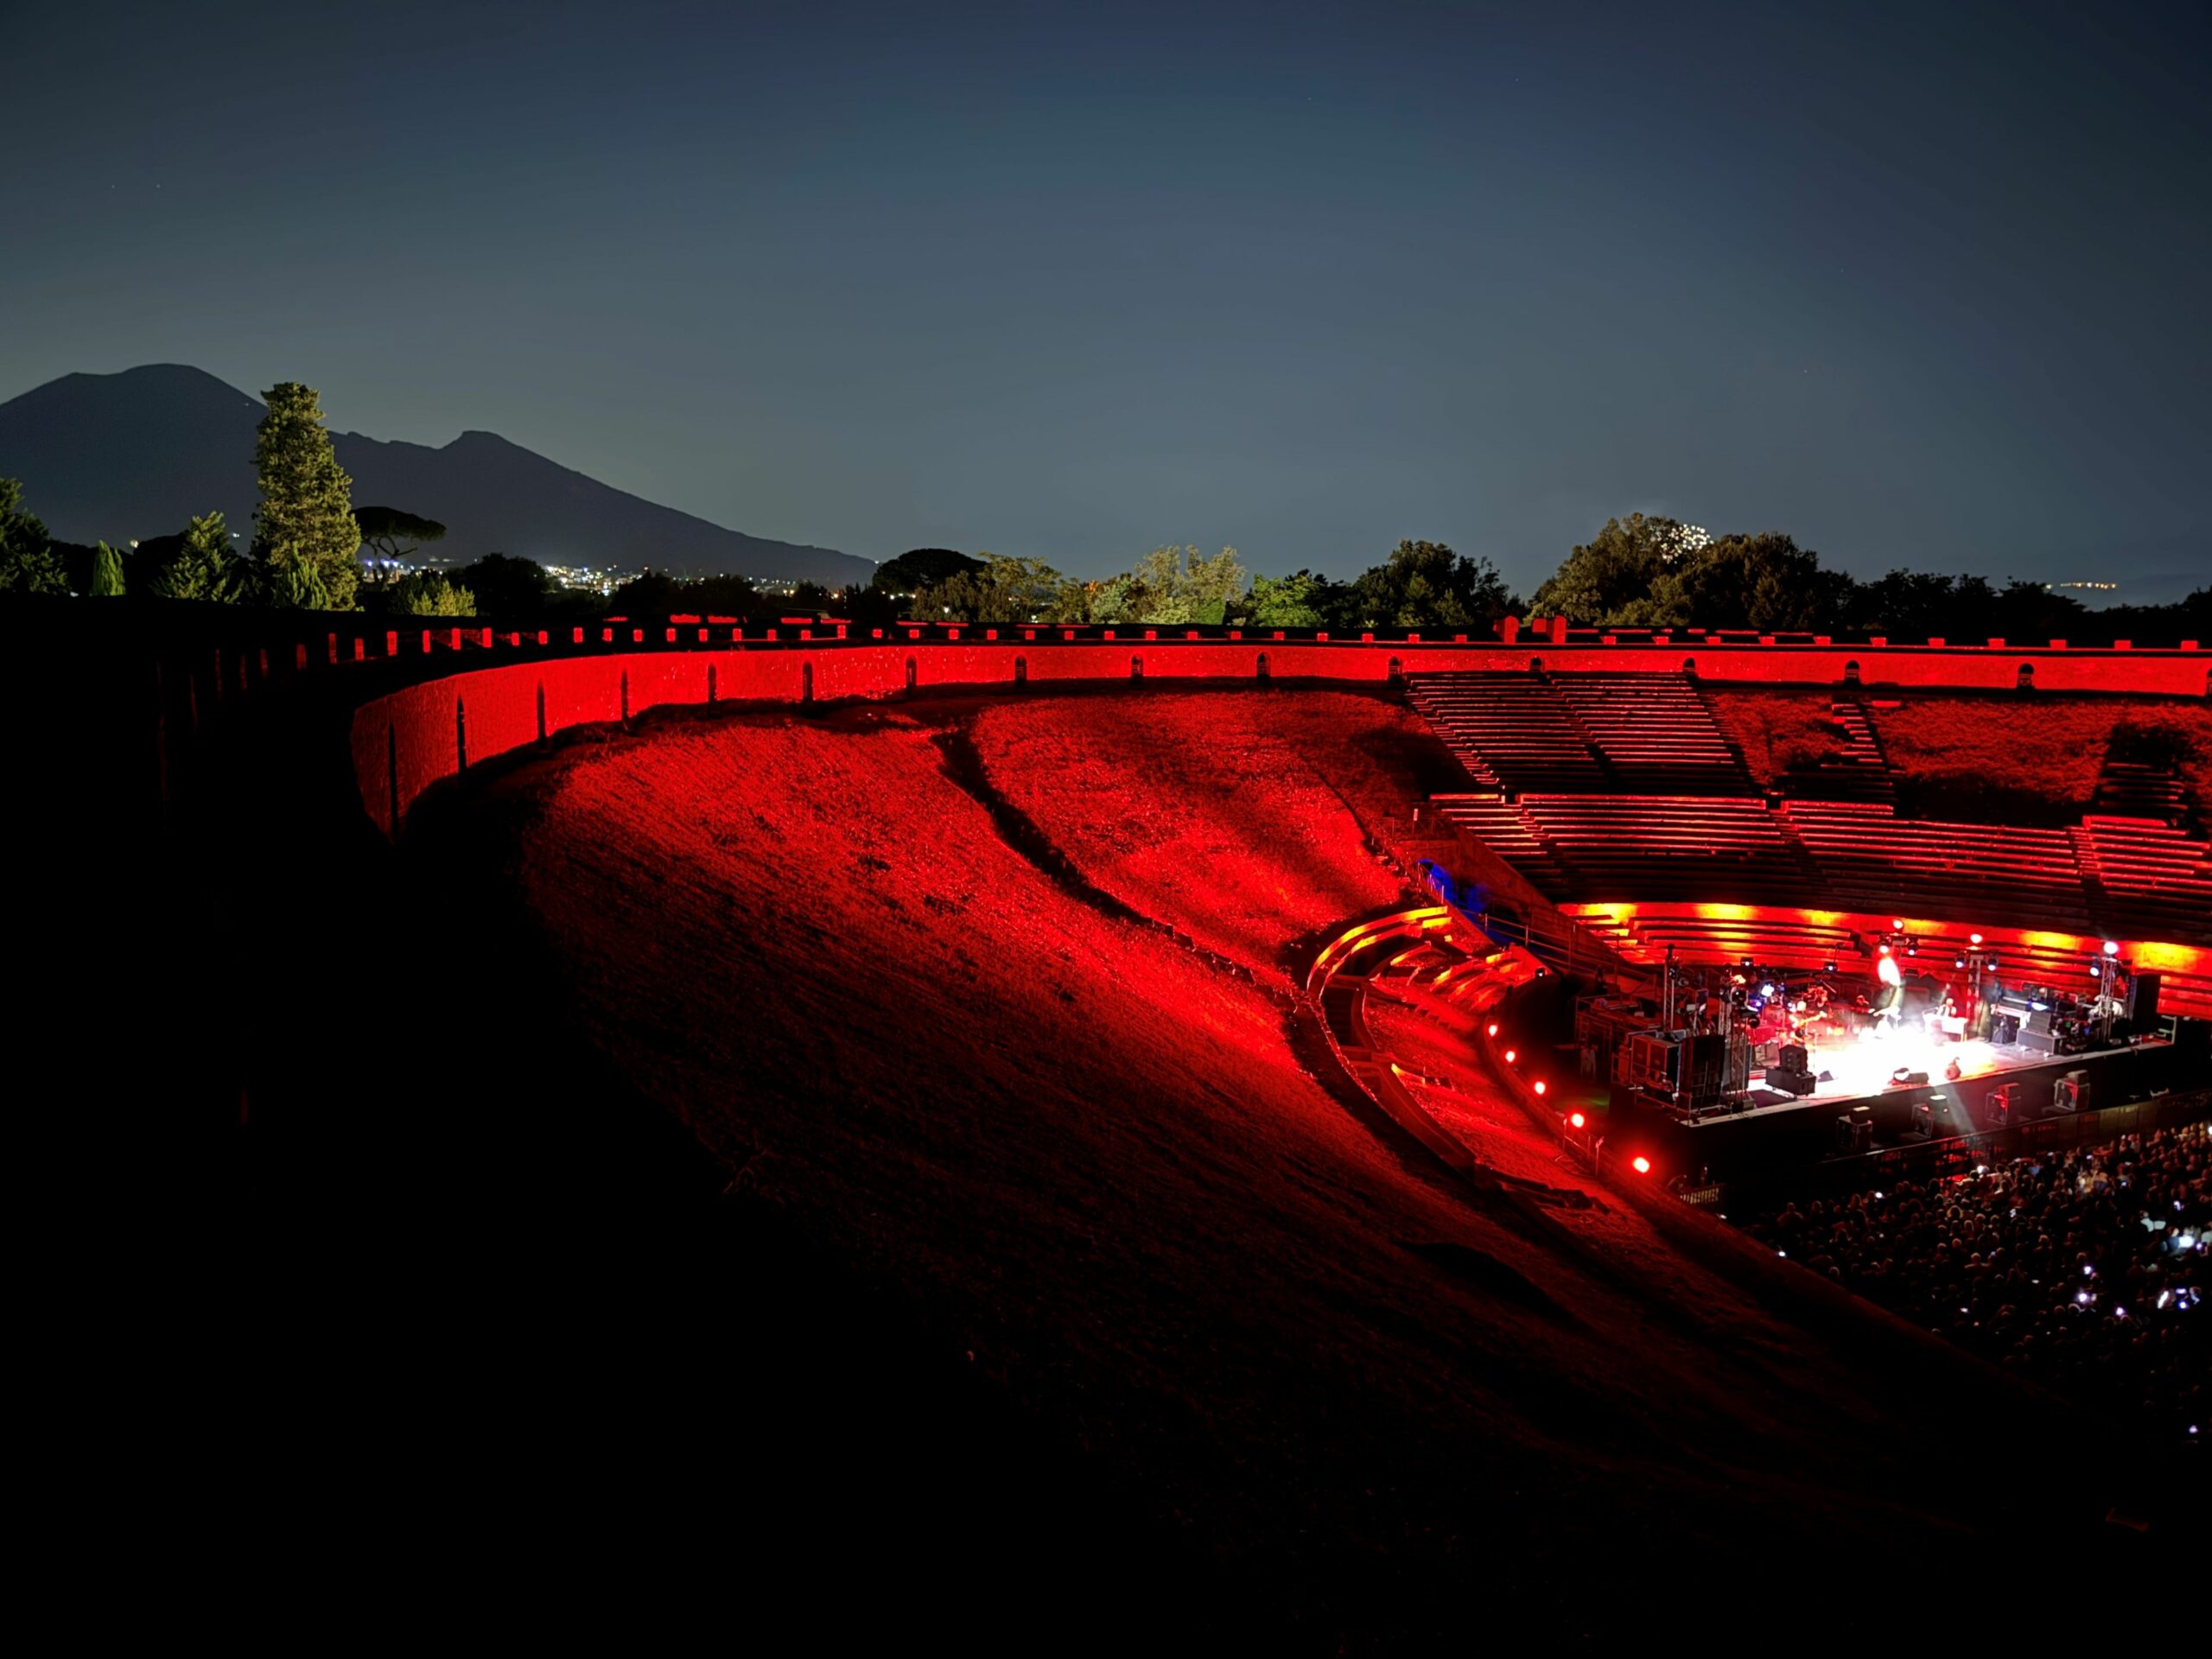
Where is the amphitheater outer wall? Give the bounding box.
[349,638,2209,838]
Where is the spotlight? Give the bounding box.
[1906,942,1918,957]
[1568,1111,1586,1130]
[1823,960,1837,973]
[1630,1155,1652,1175]
[1534,1081,1548,1096]
[2103,940,2120,957]
[1892,919,1904,931]
[1504,1049,1517,1064]
[1955,957,1966,969]
[1486,1023,1498,1037]
[1969,932,1983,946]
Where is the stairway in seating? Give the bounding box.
[2092,760,2191,827]
[1814,697,1897,804]
[2068,824,2113,919]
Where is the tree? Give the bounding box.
[0,478,67,594]
[607,572,685,616]
[88,542,125,596]
[914,553,1071,624]
[252,383,360,610]
[1245,570,1327,627]
[151,512,248,602]
[389,572,476,616]
[452,554,553,615]
[1529,515,1683,624]
[874,548,983,594]
[354,505,448,566]
[273,558,331,611]
[1642,531,1849,631]
[1093,545,1249,625]
[1351,540,1516,630]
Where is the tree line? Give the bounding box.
[3,384,2204,642]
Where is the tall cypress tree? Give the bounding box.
[251,383,359,610]
[89,541,125,596]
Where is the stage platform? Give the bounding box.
[1614,1027,2201,1183]
[1744,1029,2144,1112]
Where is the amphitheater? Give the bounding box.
[36,611,2210,1645]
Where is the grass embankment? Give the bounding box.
[1707,688,2212,821]
[438,688,2137,1639]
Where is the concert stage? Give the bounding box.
[1614,1027,2201,1185]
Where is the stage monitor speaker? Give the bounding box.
[1775,1070,1816,1097]
[2127,973,2161,1025]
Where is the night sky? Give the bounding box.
[6,1,2206,594]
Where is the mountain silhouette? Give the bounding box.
[0,365,870,584]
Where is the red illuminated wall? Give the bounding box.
[348,636,2209,839]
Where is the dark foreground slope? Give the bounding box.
[405,692,2158,1644]
[17,635,2178,1649]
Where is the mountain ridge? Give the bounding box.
[0,365,870,584]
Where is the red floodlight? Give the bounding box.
[1503,1049,1517,1064]
[1567,1111,1586,1130]
[1486,1023,1499,1038]
[1534,1080,1548,1096]
[1969,932,1984,946]
[1631,1155,1652,1175]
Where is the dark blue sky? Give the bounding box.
[6,1,2206,593]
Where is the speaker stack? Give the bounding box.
[1769,1042,1816,1097]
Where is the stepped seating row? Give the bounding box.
[1550,673,1755,793]
[1408,671,1760,796]
[1567,906,1859,973]
[2076,817,2212,939]
[1563,905,2212,1020]
[1440,792,2212,946]
[1782,802,2093,930]
[1519,794,1808,901]
[1406,674,1605,792]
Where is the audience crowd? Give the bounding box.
[1748,1121,2209,1438]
